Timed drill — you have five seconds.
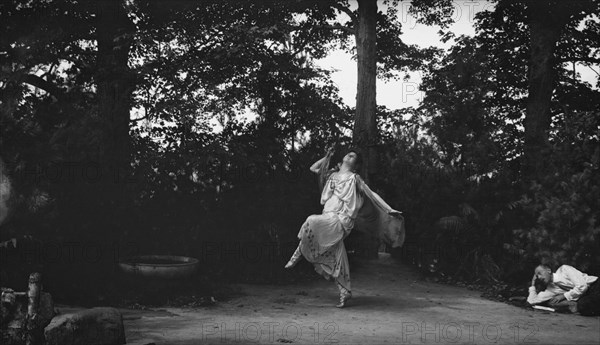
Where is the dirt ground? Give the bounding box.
[57,254,599,345]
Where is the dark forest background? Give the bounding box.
[1,0,599,305]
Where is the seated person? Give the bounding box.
[527,264,599,316]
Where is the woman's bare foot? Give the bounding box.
[284,248,302,269]
[284,259,297,269]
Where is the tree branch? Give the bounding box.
[586,65,600,78]
[130,114,149,123]
[21,74,64,101]
[558,56,600,64]
[290,30,316,57]
[315,24,355,35]
[336,120,353,131]
[332,3,359,29]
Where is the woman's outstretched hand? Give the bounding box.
[326,145,335,157]
[310,146,335,173]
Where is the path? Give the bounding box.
[60,254,600,344]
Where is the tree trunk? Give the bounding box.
[523,3,562,181]
[353,0,377,182]
[522,0,587,181]
[95,0,135,208]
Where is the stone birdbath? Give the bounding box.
[118,255,199,280]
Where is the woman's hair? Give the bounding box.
[347,148,362,172]
[326,146,363,172]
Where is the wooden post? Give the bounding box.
[25,272,41,345]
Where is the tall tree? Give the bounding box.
[418,0,600,181]
[415,0,599,181]
[521,0,597,180]
[354,0,378,180]
[306,0,439,181]
[95,0,135,206]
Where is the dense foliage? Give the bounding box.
[0,0,598,304]
[399,0,600,282]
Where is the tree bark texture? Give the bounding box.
[353,0,378,182]
[95,0,135,207]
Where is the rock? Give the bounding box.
[44,307,125,345]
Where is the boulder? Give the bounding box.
[44,307,125,345]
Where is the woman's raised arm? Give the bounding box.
[309,156,328,173]
[309,147,334,173]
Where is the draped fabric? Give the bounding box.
[354,176,406,248]
[317,155,405,248]
[295,155,405,292]
[297,172,361,291]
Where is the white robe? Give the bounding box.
[297,172,361,291]
[297,166,405,291]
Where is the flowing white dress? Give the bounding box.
[295,154,406,292]
[296,171,362,291]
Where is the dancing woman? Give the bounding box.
[285,147,404,308]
